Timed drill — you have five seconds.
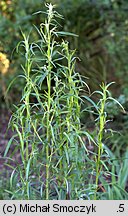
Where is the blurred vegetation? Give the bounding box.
[0,0,128,199]
[1,0,128,102]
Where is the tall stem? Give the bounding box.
[25,54,31,163]
[45,13,52,200]
[94,85,106,200]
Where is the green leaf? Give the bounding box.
[106,82,115,89]
[107,97,125,113]
[79,130,97,146]
[82,95,98,111]
[91,90,104,97]
[10,168,16,189]
[56,31,78,37]
[64,146,70,165]
[76,134,88,153]
[4,135,17,157]
[63,132,72,144]
[26,158,31,181]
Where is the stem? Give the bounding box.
[94,84,106,200]
[45,13,52,199]
[25,56,31,163]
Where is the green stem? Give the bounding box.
[25,59,31,163]
[94,85,106,200]
[45,18,52,200]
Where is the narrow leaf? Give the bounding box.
[4,135,17,157]
[82,95,98,111]
[56,31,78,37]
[107,97,126,113]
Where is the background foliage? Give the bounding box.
[0,0,128,199]
[1,0,128,101]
